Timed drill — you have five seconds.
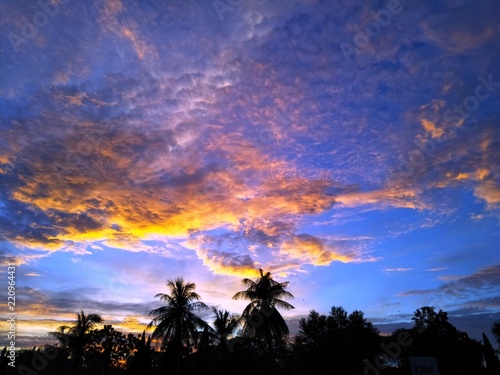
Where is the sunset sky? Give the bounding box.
[1,0,499,348]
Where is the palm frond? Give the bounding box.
[241,278,257,288]
[232,291,251,300]
[273,299,295,310]
[270,288,295,300]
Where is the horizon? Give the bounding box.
[1,0,499,352]
[7,294,500,349]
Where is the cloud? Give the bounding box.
[474,180,500,207]
[4,86,377,270]
[14,286,157,322]
[2,97,350,256]
[184,221,358,277]
[441,265,500,295]
[420,2,498,54]
[426,267,449,272]
[334,187,425,210]
[3,0,496,271]
[0,250,50,269]
[421,119,445,139]
[383,268,413,272]
[25,272,42,277]
[280,234,353,266]
[400,265,500,298]
[195,248,258,278]
[103,233,168,254]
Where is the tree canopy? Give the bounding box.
[3,278,497,375]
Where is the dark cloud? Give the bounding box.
[441,265,500,296]
[0,197,61,246]
[18,286,156,318]
[401,265,500,298]
[0,250,22,268]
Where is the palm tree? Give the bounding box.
[147,277,209,375]
[211,306,241,344]
[232,268,294,342]
[49,310,103,371]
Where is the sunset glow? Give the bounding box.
[0,0,499,348]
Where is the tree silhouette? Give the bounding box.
[294,306,380,374]
[482,332,500,374]
[492,320,500,347]
[128,330,153,375]
[411,305,449,332]
[232,268,294,343]
[211,307,241,344]
[85,324,144,371]
[395,306,484,375]
[231,269,295,375]
[49,310,103,372]
[147,277,209,375]
[187,307,242,375]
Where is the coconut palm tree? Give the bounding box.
[147,277,209,375]
[50,310,104,352]
[211,306,241,344]
[232,269,294,342]
[49,310,103,372]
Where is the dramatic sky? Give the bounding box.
[1,0,499,347]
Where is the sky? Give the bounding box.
[0,0,499,348]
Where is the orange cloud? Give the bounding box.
[334,187,423,210]
[280,234,353,266]
[8,114,350,260]
[445,172,470,181]
[121,27,148,60]
[474,180,500,207]
[97,0,155,60]
[421,119,444,139]
[475,168,490,181]
[108,316,150,335]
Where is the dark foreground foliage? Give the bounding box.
[2,272,499,375]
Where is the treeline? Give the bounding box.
[2,270,500,375]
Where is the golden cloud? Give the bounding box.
[8,113,348,256]
[334,187,423,210]
[280,234,353,266]
[476,168,490,181]
[474,180,500,207]
[421,119,444,139]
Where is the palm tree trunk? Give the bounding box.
[267,337,276,375]
[176,353,181,375]
[174,339,182,375]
